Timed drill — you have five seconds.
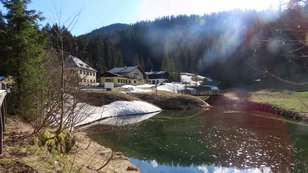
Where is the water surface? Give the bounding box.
[87,108,308,173]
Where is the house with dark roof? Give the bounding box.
[101,66,147,88]
[145,71,169,85]
[66,55,97,86]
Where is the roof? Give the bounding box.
[101,71,123,77]
[145,71,168,75]
[108,66,138,74]
[0,76,5,81]
[66,55,97,71]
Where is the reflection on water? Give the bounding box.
[131,159,272,173]
[87,108,308,173]
[96,112,160,126]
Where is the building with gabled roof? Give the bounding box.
[66,55,97,86]
[101,66,147,88]
[145,71,169,85]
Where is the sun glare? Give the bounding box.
[137,0,280,21]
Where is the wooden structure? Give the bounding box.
[0,90,8,155]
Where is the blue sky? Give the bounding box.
[0,0,282,36]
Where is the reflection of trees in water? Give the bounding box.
[198,108,296,172]
[88,111,214,167]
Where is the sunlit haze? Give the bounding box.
[0,0,282,35]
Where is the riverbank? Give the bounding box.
[206,90,308,123]
[81,90,210,110]
[1,116,139,173]
[132,91,210,110]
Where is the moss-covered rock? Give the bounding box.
[34,130,75,154]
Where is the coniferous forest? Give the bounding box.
[44,4,308,86]
[0,1,308,172]
[0,1,307,87]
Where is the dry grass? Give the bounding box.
[250,90,308,117]
[79,90,139,106]
[132,91,210,110]
[2,116,139,173]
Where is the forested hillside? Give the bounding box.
[6,1,305,87]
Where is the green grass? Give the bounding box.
[250,90,308,117]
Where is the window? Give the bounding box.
[118,79,120,83]
[106,79,112,82]
[87,72,89,75]
[80,70,82,74]
[134,80,137,84]
[129,80,131,84]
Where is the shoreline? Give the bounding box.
[206,95,308,123]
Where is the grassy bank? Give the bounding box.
[250,90,308,118]
[132,91,210,110]
[79,90,210,111]
[79,90,139,106]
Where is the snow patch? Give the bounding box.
[157,82,185,93]
[203,85,220,91]
[181,74,203,86]
[135,84,155,88]
[76,100,161,127]
[121,85,152,93]
[180,72,213,86]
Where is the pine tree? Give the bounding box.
[161,53,179,81]
[1,0,46,120]
[115,49,123,66]
[104,41,112,69]
[161,53,170,72]
[133,54,140,67]
[145,57,153,71]
[92,36,106,75]
[0,11,8,75]
[140,56,145,70]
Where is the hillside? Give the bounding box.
[87,23,131,37]
[42,8,308,88]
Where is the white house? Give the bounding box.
[101,66,147,88]
[66,55,97,86]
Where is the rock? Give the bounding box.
[127,165,139,171]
